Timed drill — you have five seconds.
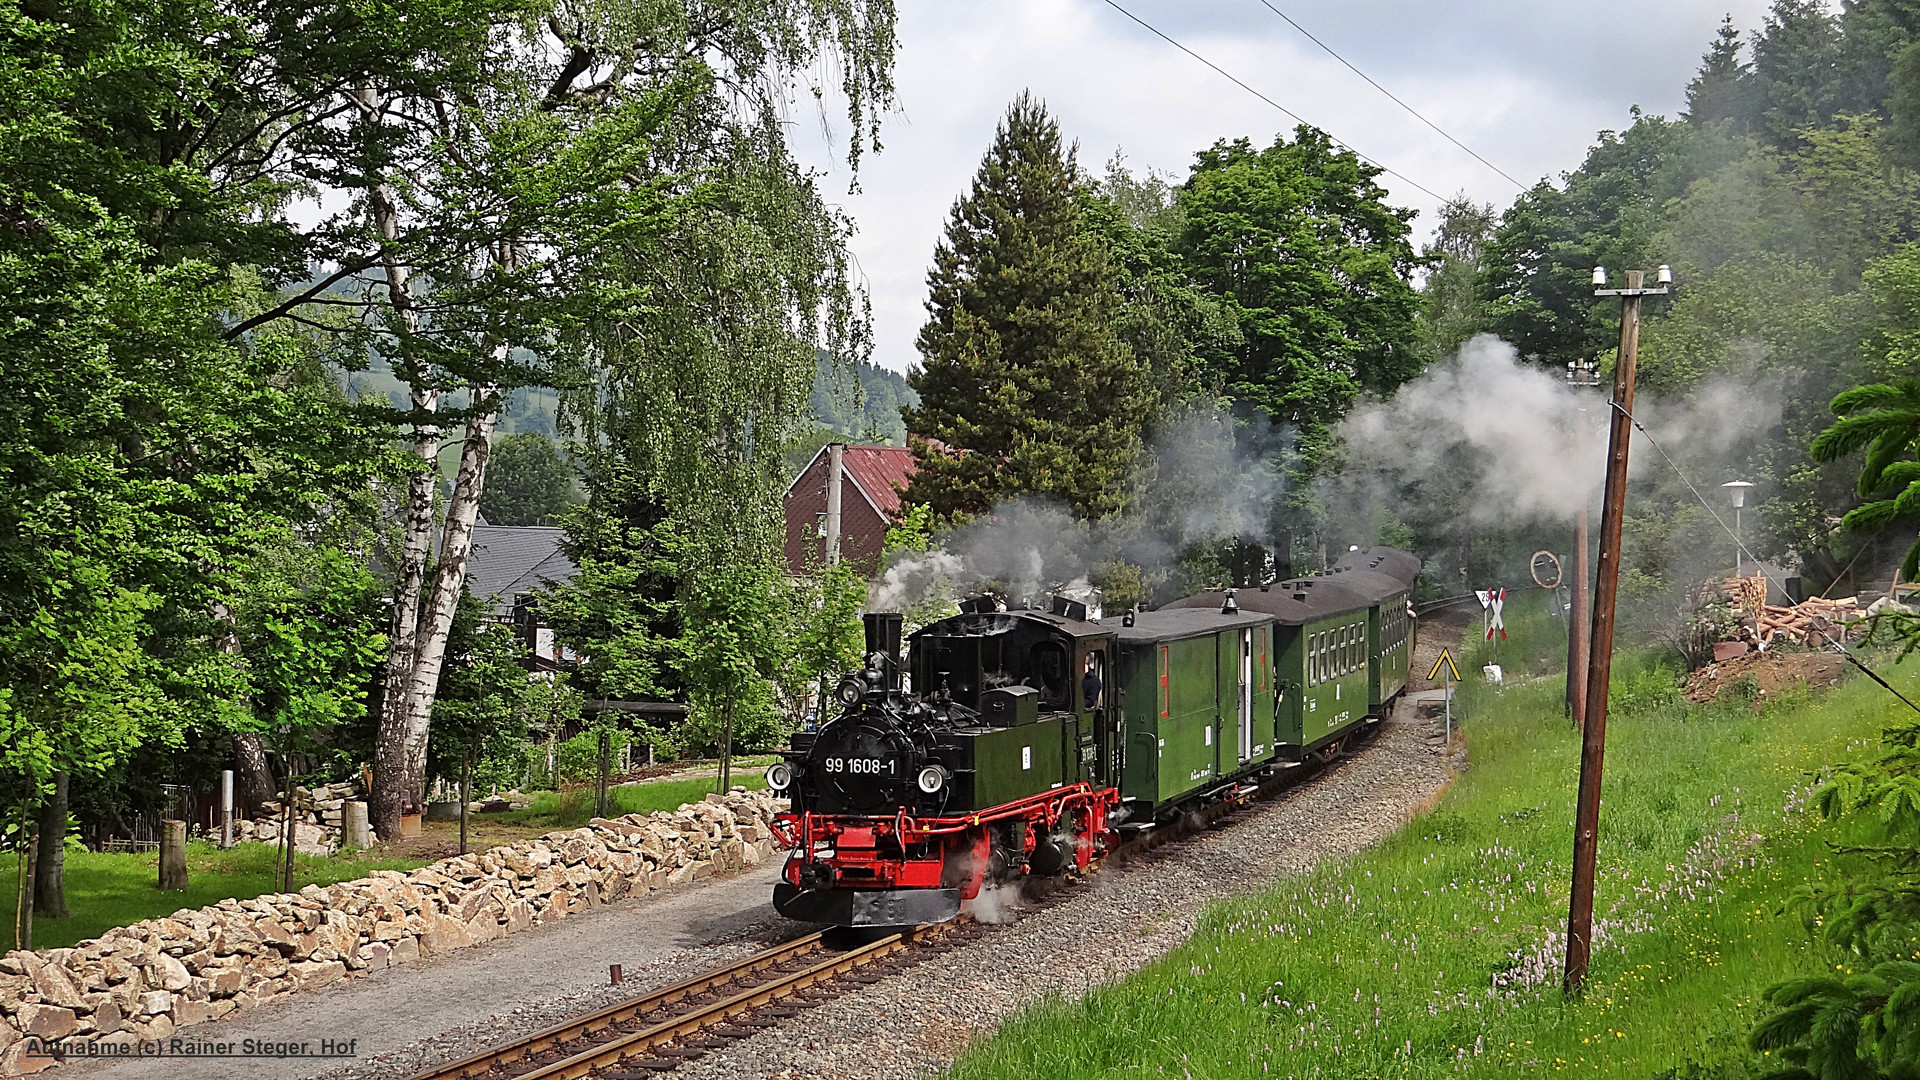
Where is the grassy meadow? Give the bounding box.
[947,607,1906,1079]
[1,842,429,951]
[496,770,771,829]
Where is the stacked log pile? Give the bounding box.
[0,788,787,1074]
[1746,595,1860,648]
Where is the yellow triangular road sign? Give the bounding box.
[1429,648,1461,684]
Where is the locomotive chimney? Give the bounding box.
[863,612,904,690]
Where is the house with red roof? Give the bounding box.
[784,443,917,577]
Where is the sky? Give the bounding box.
[788,0,1780,374]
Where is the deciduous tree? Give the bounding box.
[1177,127,1422,475]
[482,432,579,526]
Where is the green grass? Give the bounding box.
[947,606,1905,1080]
[0,842,429,951]
[497,771,771,829]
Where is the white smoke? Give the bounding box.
[962,880,1023,924]
[1340,335,1605,523]
[1336,334,1785,529]
[868,403,1292,612]
[869,549,965,611]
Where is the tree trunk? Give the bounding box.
[213,600,273,818]
[594,728,610,819]
[32,772,69,919]
[459,748,471,856]
[717,696,735,794]
[158,820,189,891]
[280,765,297,892]
[355,123,509,839]
[232,733,275,817]
[399,401,498,799]
[368,146,437,842]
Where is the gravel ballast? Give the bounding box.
[672,708,1455,1080]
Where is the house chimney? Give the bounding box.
[824,443,845,567]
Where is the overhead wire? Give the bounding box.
[1251,0,1527,191]
[1609,398,1920,718]
[1098,0,1445,202]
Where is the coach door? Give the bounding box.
[1237,628,1254,764]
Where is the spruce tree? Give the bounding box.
[1684,15,1756,130]
[903,92,1150,525]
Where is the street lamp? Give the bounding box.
[1722,481,1754,578]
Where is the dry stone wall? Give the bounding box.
[0,789,786,1075]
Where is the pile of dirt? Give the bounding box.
[1683,649,1846,705]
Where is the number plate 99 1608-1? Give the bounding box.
[823,757,893,775]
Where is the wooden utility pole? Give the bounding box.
[1565,268,1666,995]
[1568,425,1592,727]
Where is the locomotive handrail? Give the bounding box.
[774,782,1117,842]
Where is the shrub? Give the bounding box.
[555,727,631,785]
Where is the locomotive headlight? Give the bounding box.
[916,765,947,794]
[765,762,793,791]
[834,676,865,706]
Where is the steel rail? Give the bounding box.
[409,929,831,1080]
[507,926,938,1080]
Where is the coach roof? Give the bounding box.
[1331,546,1422,588]
[1099,606,1275,643]
[1163,575,1372,625]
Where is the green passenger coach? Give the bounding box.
[1165,546,1421,764]
[1108,609,1278,812]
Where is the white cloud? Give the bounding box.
[791,0,1778,373]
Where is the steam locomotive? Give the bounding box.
[766,546,1422,926]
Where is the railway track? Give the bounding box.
[407,920,985,1080]
[408,715,1388,1080]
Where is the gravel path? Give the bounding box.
[671,707,1456,1080]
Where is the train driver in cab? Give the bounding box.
[1082,655,1103,711]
